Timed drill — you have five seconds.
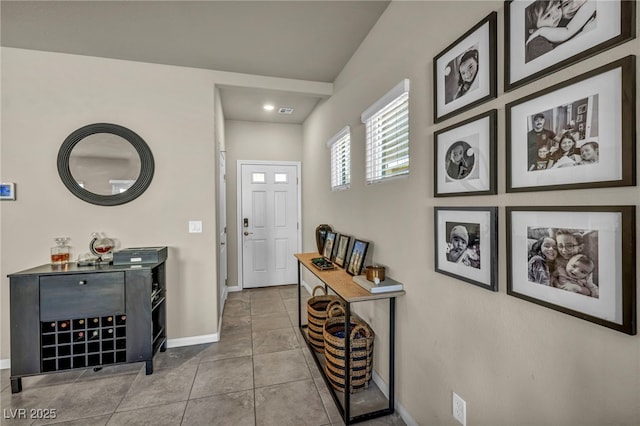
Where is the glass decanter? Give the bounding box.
[51,237,71,265]
[89,232,115,263]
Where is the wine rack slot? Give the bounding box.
[40,314,126,372]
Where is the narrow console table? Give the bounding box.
[7,261,167,393]
[295,252,405,425]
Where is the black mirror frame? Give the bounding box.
[57,123,155,206]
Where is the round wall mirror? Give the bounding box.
[57,123,154,206]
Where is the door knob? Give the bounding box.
[243,231,253,236]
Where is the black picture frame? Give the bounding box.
[504,0,636,91]
[346,239,369,276]
[434,109,497,196]
[334,234,351,268]
[433,11,497,123]
[323,231,336,260]
[506,205,636,335]
[506,55,635,193]
[434,207,499,291]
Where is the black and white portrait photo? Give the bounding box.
[505,0,634,91]
[433,12,496,122]
[524,0,597,64]
[445,221,481,269]
[506,57,633,192]
[435,207,498,291]
[444,45,480,104]
[445,139,477,182]
[527,226,599,298]
[507,206,635,334]
[526,94,599,172]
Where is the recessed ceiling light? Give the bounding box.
[263,104,275,111]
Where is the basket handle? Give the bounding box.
[311,285,327,297]
[350,324,371,340]
[327,303,345,318]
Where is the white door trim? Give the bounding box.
[236,160,302,290]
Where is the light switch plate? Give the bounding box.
[189,221,203,233]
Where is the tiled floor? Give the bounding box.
[1,285,405,426]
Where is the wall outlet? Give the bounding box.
[452,392,466,426]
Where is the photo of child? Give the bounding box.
[524,0,597,63]
[445,140,476,181]
[445,222,480,269]
[444,45,480,104]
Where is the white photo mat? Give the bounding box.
[508,209,627,327]
[434,12,496,122]
[508,60,628,191]
[435,111,495,195]
[435,207,497,290]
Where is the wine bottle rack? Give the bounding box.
[9,258,167,394]
[40,314,127,372]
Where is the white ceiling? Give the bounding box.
[1,0,390,124]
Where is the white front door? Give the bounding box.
[240,162,300,288]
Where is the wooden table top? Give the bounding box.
[295,252,405,302]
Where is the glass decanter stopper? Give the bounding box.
[51,237,71,265]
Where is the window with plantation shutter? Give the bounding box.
[361,79,410,184]
[327,126,351,191]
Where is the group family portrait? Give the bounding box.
[527,226,599,298]
[507,206,635,335]
[526,94,598,172]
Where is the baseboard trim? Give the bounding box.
[372,371,417,426]
[166,333,219,348]
[227,285,242,292]
[0,359,10,370]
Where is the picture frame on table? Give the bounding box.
[334,234,351,268]
[504,0,636,91]
[434,207,498,291]
[506,205,636,335]
[323,231,337,260]
[346,239,369,276]
[434,109,497,196]
[506,55,635,193]
[0,182,16,200]
[433,11,497,123]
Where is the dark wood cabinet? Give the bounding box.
[7,260,167,393]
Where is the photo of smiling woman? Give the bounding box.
[527,226,599,298]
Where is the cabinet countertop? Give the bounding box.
[8,262,164,278]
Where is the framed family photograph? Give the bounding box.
[506,55,635,193]
[334,234,351,268]
[433,12,497,123]
[346,239,369,276]
[505,0,636,91]
[434,207,498,291]
[434,109,497,196]
[323,231,336,260]
[506,206,636,335]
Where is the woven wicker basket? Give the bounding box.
[323,304,374,393]
[306,286,343,353]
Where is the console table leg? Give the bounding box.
[10,377,22,394]
[145,360,153,375]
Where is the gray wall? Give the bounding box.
[301,1,640,425]
[224,120,303,289]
